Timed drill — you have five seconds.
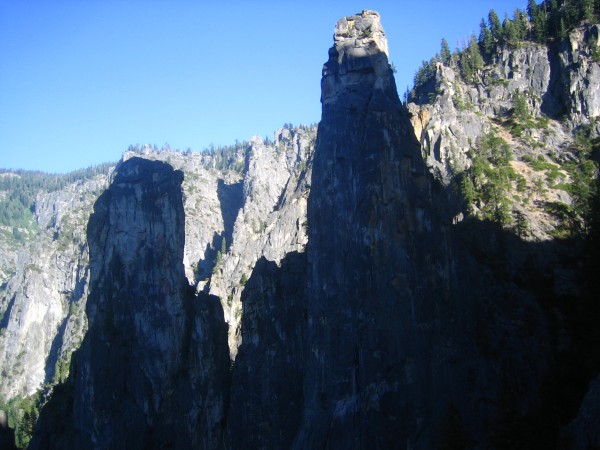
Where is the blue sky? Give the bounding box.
[1,1,526,173]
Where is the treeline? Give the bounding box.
[0,163,113,230]
[204,141,248,173]
[409,0,600,102]
[481,0,600,53]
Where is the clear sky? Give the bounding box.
[1,0,526,173]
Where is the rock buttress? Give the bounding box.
[30,158,230,449]
[295,10,451,448]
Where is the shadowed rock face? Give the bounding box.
[28,10,588,450]
[295,10,450,447]
[295,11,554,448]
[30,158,230,449]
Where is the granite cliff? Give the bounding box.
[0,7,599,450]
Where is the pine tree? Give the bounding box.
[512,91,530,121]
[582,0,595,21]
[440,38,452,65]
[564,0,579,27]
[489,9,503,43]
[503,17,518,46]
[527,0,538,22]
[549,0,561,38]
[513,9,528,42]
[460,35,484,83]
[559,17,567,40]
[532,1,548,43]
[479,19,495,55]
[513,210,529,237]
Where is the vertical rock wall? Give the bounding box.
[30,158,230,449]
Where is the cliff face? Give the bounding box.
[31,158,231,449]
[0,173,109,401]
[408,24,600,239]
[296,10,449,447]
[0,126,314,415]
[293,11,555,448]
[6,9,600,450]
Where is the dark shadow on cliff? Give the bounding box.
[29,158,231,450]
[541,42,567,118]
[0,294,15,329]
[226,252,307,449]
[451,215,600,433]
[194,231,223,285]
[217,179,243,252]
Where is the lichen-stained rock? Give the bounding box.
[30,158,230,449]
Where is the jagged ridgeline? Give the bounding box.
[0,3,599,449]
[0,127,316,448]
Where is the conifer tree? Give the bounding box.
[549,0,561,38]
[513,9,528,42]
[531,0,548,43]
[489,9,503,43]
[527,0,538,22]
[582,0,595,21]
[479,19,495,55]
[503,17,517,46]
[460,35,484,83]
[564,0,579,27]
[559,17,567,39]
[440,38,452,65]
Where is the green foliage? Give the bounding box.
[479,19,495,56]
[590,36,600,62]
[525,123,600,236]
[452,93,470,111]
[240,272,249,286]
[458,132,516,226]
[583,0,595,21]
[440,38,452,65]
[212,237,227,274]
[299,160,307,172]
[512,91,530,121]
[0,164,112,245]
[502,91,549,137]
[473,0,598,59]
[412,58,438,101]
[489,9,503,42]
[459,35,484,83]
[513,9,529,42]
[516,175,528,192]
[503,10,529,48]
[523,154,564,187]
[409,38,455,104]
[513,209,530,237]
[529,0,549,42]
[1,392,43,449]
[205,141,248,173]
